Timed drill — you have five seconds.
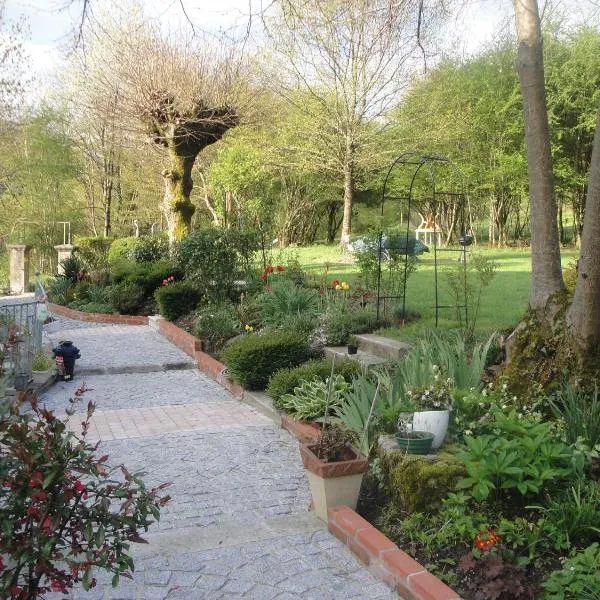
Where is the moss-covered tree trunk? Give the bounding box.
[162,150,196,243]
[567,109,600,353]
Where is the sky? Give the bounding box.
[4,0,593,104]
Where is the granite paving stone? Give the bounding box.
[40,318,398,599]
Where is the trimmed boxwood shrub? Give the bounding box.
[110,281,146,315]
[267,358,362,408]
[154,281,202,321]
[221,331,314,390]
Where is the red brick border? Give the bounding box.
[328,506,462,600]
[49,303,148,325]
[281,414,320,443]
[152,318,244,398]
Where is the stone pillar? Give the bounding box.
[55,244,75,275]
[7,244,31,294]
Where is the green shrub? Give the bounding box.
[47,277,73,305]
[85,283,110,304]
[129,236,169,263]
[74,236,113,270]
[543,543,600,599]
[456,410,575,502]
[267,358,362,405]
[382,452,466,515]
[194,303,240,353]
[222,331,314,390]
[176,228,259,302]
[71,280,90,301]
[60,256,83,284]
[110,281,146,315]
[128,261,181,296]
[278,375,351,420]
[550,385,600,450]
[32,352,53,371]
[109,258,138,283]
[256,280,319,328]
[108,237,139,264]
[154,282,202,321]
[322,309,379,345]
[77,302,113,314]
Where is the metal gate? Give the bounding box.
[0,299,43,391]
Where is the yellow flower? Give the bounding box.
[335,284,341,290]
[245,324,254,332]
[341,282,350,290]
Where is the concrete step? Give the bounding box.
[324,346,389,369]
[352,334,411,362]
[242,390,282,425]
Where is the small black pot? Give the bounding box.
[347,345,358,355]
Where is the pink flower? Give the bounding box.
[74,480,86,494]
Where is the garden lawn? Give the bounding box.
[291,245,579,341]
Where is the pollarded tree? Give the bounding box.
[77,9,247,243]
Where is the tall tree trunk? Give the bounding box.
[102,176,112,237]
[339,140,355,249]
[513,0,564,308]
[567,109,600,348]
[162,151,196,244]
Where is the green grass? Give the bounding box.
[289,244,578,340]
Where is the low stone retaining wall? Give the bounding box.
[49,304,148,325]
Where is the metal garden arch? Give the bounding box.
[376,151,473,327]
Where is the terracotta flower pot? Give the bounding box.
[299,442,368,522]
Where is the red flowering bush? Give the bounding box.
[0,388,170,598]
[161,275,175,286]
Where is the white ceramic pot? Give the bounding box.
[412,410,450,449]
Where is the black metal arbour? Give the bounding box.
[376,151,472,327]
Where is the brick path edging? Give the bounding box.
[154,318,461,599]
[48,303,148,325]
[328,505,462,600]
[155,318,244,398]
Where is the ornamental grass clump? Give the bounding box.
[0,388,170,598]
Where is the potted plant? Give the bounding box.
[299,425,368,522]
[395,412,435,454]
[347,335,359,355]
[407,378,453,449]
[31,351,54,385]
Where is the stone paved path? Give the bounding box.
[41,318,397,599]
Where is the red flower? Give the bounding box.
[261,273,267,280]
[266,265,274,274]
[474,529,501,551]
[277,265,285,272]
[50,580,67,593]
[27,506,42,519]
[42,516,53,532]
[74,480,86,494]
[332,279,341,288]
[28,472,43,489]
